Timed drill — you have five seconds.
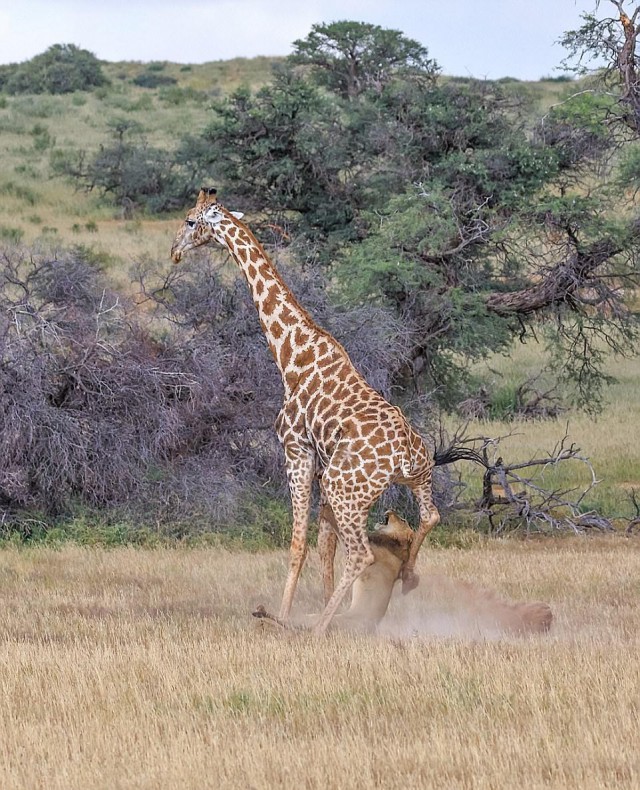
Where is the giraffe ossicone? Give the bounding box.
[171,189,440,634]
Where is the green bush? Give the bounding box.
[488,385,520,419]
[540,73,574,82]
[0,510,162,547]
[107,93,154,112]
[11,95,64,118]
[31,122,54,151]
[132,72,177,89]
[0,44,108,95]
[0,116,25,134]
[238,496,292,547]
[0,181,37,205]
[158,86,208,106]
[0,225,24,242]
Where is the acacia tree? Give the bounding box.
[561,0,640,134]
[52,118,204,213]
[290,21,438,100]
[193,67,360,240]
[0,44,108,94]
[197,20,639,412]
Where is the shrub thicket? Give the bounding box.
[0,44,108,95]
[0,247,420,534]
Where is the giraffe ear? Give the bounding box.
[230,211,244,220]
[196,187,217,207]
[203,205,223,225]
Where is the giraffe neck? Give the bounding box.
[222,222,342,394]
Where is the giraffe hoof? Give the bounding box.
[401,569,420,595]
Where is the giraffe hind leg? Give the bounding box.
[313,508,374,635]
[278,451,314,620]
[402,478,440,594]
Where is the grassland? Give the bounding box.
[0,57,280,269]
[0,539,638,789]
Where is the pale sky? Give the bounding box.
[0,0,600,80]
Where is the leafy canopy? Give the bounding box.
[291,20,438,99]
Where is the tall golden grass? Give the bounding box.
[0,539,638,789]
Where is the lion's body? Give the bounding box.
[253,512,553,637]
[400,574,554,638]
[253,513,411,633]
[326,516,413,633]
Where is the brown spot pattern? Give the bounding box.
[262,286,278,316]
[294,348,315,368]
[279,335,293,369]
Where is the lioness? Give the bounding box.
[253,511,412,634]
[253,511,553,636]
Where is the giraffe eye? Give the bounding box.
[186,219,196,229]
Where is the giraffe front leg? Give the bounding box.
[317,497,338,606]
[402,479,440,595]
[278,449,315,621]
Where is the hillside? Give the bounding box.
[0,57,571,270]
[0,57,282,268]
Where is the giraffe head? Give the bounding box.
[170,187,245,263]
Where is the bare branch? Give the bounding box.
[432,424,611,534]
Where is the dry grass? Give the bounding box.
[1,539,639,789]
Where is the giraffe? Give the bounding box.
[170,188,440,634]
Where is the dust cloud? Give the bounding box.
[378,574,552,640]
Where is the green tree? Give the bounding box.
[52,118,203,213]
[185,19,640,410]
[560,0,640,135]
[291,21,438,100]
[196,66,362,242]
